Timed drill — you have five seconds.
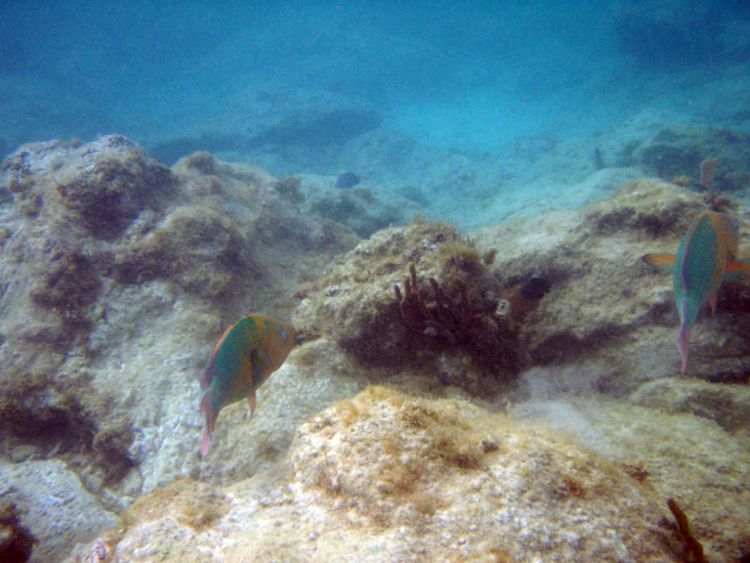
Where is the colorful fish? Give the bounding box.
[643,210,750,375]
[200,314,295,456]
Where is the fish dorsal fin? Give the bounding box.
[642,253,676,272]
[201,322,238,389]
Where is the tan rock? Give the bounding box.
[92,388,682,562]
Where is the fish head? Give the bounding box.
[708,211,740,259]
[258,319,296,382]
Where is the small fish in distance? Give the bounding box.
[642,210,750,375]
[335,172,360,189]
[200,314,295,456]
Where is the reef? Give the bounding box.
[3,137,750,561]
[394,263,520,374]
[297,173,419,238]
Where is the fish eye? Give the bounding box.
[281,329,289,341]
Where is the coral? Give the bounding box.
[394,263,519,373]
[294,219,524,392]
[668,498,707,563]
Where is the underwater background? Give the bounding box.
[1,1,750,561]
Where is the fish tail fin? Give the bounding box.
[200,390,214,457]
[201,426,211,457]
[676,322,691,376]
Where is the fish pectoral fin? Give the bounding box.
[247,392,257,419]
[725,259,750,278]
[642,253,676,271]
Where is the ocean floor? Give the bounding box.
[0,126,749,561]
[2,4,750,560]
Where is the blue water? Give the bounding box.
[2,1,749,222]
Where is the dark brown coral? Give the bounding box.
[667,498,707,563]
[394,264,519,374]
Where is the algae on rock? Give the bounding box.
[92,387,682,561]
[293,219,528,395]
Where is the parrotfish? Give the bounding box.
[200,314,295,456]
[643,210,750,375]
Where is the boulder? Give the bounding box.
[83,388,684,561]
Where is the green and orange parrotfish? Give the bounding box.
[643,210,750,375]
[200,314,295,456]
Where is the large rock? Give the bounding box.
[629,127,750,196]
[630,377,750,433]
[77,387,685,561]
[196,338,369,485]
[0,138,359,553]
[513,394,750,562]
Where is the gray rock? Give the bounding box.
[630,377,750,433]
[0,459,117,562]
